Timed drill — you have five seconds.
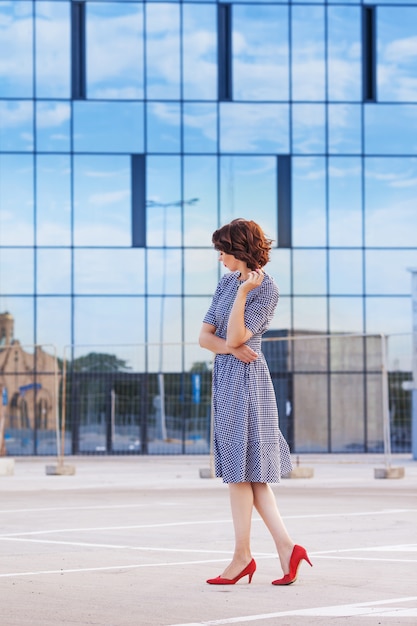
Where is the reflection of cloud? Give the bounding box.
[36,103,70,128]
[0,101,32,125]
[385,36,417,62]
[90,190,130,206]
[221,104,288,152]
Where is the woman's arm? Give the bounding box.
[199,322,258,364]
[226,270,264,348]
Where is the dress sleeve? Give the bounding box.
[244,278,279,336]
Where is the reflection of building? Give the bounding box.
[263,330,385,453]
[0,313,57,433]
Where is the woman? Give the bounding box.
[199,218,312,586]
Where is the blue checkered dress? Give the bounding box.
[203,271,293,483]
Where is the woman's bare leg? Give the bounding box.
[220,482,254,579]
[252,482,294,574]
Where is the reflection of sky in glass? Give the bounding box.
[365,157,417,246]
[292,6,325,101]
[183,103,217,153]
[378,7,417,102]
[0,154,34,245]
[0,1,32,97]
[74,155,131,246]
[75,249,145,295]
[328,105,362,154]
[328,157,362,247]
[233,5,289,101]
[365,105,417,154]
[74,102,143,153]
[0,249,34,294]
[182,4,216,99]
[292,105,325,154]
[220,103,289,153]
[37,249,71,295]
[327,6,361,101]
[36,1,70,98]
[0,101,33,151]
[86,2,144,99]
[36,102,71,153]
[183,156,218,246]
[36,154,71,246]
[292,157,326,246]
[220,156,277,240]
[146,4,180,99]
[147,156,181,246]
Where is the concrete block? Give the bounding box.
[0,458,15,476]
[374,466,405,479]
[283,466,314,479]
[45,464,76,476]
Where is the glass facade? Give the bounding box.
[0,0,416,455]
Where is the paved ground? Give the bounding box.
[0,453,416,626]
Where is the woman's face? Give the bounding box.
[218,250,240,272]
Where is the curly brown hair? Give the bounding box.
[212,218,273,270]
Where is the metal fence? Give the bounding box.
[0,334,413,457]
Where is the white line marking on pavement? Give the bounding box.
[0,558,240,579]
[167,596,417,625]
[0,508,414,538]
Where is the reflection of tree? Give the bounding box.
[71,352,131,373]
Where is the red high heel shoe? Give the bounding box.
[206,558,256,585]
[272,545,312,586]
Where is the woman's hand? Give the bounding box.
[239,269,265,294]
[230,344,259,364]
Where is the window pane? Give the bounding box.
[268,249,291,295]
[365,158,417,247]
[36,297,71,355]
[329,250,363,295]
[37,249,71,294]
[74,155,131,246]
[268,295,291,331]
[327,6,361,101]
[184,250,218,295]
[74,297,145,346]
[86,2,143,99]
[233,5,289,101]
[183,156,217,247]
[182,4,217,100]
[0,249,34,294]
[147,249,182,295]
[292,105,325,154]
[146,4,180,100]
[220,104,289,154]
[0,1,33,97]
[183,103,217,153]
[293,250,327,295]
[184,297,213,346]
[329,297,364,333]
[36,1,70,98]
[36,155,71,246]
[146,156,181,246]
[75,249,145,294]
[328,105,362,154]
[292,157,326,246]
[0,297,34,346]
[147,103,180,153]
[378,8,417,102]
[0,101,33,151]
[365,105,417,154]
[73,102,143,153]
[36,102,71,153]
[0,155,34,245]
[329,157,362,247]
[366,251,417,295]
[147,297,182,371]
[292,6,325,101]
[293,297,327,332]
[220,157,277,239]
[366,297,410,335]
